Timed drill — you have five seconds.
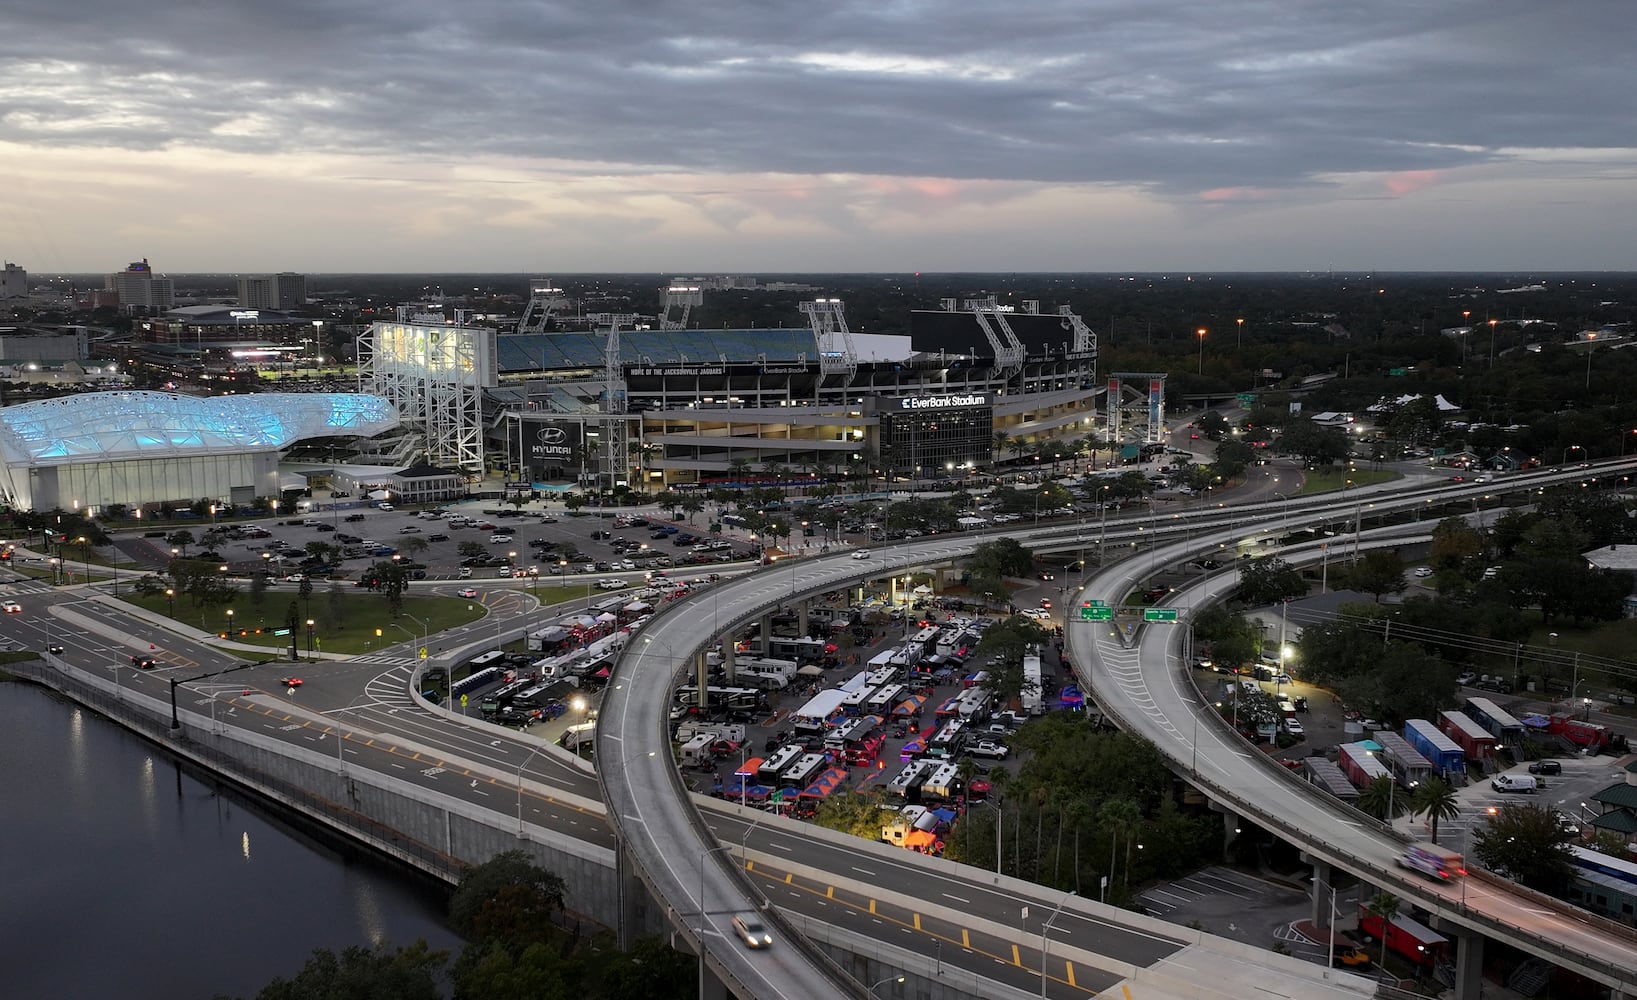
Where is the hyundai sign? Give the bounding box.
[529,421,582,459]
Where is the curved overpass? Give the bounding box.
[1067,505,1637,992]
[600,461,1637,998]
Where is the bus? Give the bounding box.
[926,720,966,759]
[839,685,877,715]
[866,683,905,715]
[467,650,508,673]
[1397,842,1465,881]
[781,753,827,788]
[673,685,766,715]
[759,746,804,784]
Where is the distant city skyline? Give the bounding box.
[2,2,1632,274]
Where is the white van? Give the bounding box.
[1492,773,1537,794]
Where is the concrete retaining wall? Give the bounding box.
[9,657,621,929]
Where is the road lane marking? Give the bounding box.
[1011,943,1021,966]
[942,892,969,903]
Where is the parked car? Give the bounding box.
[345,513,367,522]
[967,740,1009,759]
[1528,759,1562,775]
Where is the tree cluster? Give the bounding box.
[225,851,692,1000]
[941,718,1219,902]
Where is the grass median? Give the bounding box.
[116,588,493,656]
[1296,468,1397,495]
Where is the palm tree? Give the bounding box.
[992,430,1011,469]
[1061,800,1095,895]
[726,456,752,484]
[989,766,1011,875]
[1410,777,1461,844]
[1357,775,1403,821]
[1364,892,1401,969]
[679,495,705,525]
[1099,798,1142,891]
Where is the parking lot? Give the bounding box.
[129,494,759,587]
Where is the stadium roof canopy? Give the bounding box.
[496,329,818,373]
[0,391,399,467]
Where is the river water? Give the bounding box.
[0,680,463,1000]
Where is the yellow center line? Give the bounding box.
[1011,943,1021,967]
[1067,962,1076,988]
[962,928,970,949]
[869,899,876,915]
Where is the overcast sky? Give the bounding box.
[2,1,1632,274]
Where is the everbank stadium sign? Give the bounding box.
[897,393,990,410]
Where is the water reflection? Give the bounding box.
[0,683,459,1000]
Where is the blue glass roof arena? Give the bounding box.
[0,391,399,467]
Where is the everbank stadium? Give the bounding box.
[361,290,1112,493]
[0,286,1182,512]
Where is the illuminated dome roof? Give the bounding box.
[0,391,399,466]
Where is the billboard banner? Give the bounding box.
[528,421,582,461]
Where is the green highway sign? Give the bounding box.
[1143,608,1179,622]
[1087,599,1107,607]
[1236,392,1258,407]
[1079,606,1114,621]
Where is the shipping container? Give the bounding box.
[1462,696,1527,746]
[1357,906,1449,967]
[1402,719,1465,776]
[1337,742,1392,789]
[1438,710,1498,762]
[1373,730,1435,786]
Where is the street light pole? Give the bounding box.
[516,743,548,837]
[1195,327,1206,375]
[1041,890,1076,999]
[699,843,734,1000]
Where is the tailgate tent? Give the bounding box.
[792,689,847,726]
[800,767,850,799]
[892,694,928,716]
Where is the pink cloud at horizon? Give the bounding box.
[1382,169,1442,197]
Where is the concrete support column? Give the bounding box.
[615,845,647,951]
[698,960,729,1000]
[1221,807,1240,853]
[1451,927,1483,1000]
[759,613,771,653]
[721,643,736,684]
[1310,859,1333,928]
[797,599,809,638]
[694,652,709,707]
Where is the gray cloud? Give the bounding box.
[3,0,1632,197]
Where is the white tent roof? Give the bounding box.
[792,688,847,720]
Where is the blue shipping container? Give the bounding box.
[1403,719,1465,775]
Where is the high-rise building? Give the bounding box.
[237,272,306,311]
[0,261,26,299]
[104,259,174,314]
